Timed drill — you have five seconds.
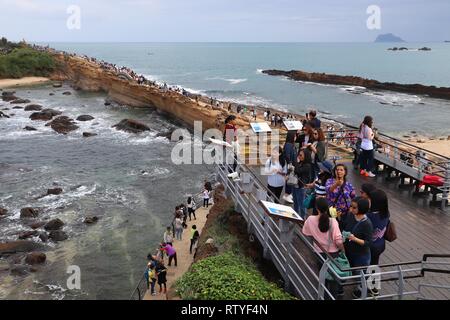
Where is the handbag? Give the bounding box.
[384,220,397,242]
[303,191,315,209]
[325,222,352,280]
[286,164,299,186]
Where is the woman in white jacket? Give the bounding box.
[265,146,287,202]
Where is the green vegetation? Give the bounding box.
[175,204,294,300]
[0,45,56,79]
[175,252,294,300]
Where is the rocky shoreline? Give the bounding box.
[262,69,450,101]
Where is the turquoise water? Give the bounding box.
[47,42,450,136]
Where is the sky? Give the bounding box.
[1,0,449,42]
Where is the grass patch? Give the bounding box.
[175,251,295,300]
[0,47,56,79]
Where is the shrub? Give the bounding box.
[0,47,56,79]
[175,251,295,300]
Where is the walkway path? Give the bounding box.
[143,203,212,300]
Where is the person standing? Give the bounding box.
[359,116,376,177]
[190,225,200,254]
[293,149,313,219]
[326,164,356,218]
[282,131,297,204]
[203,189,210,208]
[265,146,287,202]
[161,243,178,267]
[156,260,167,294]
[367,190,390,266]
[163,227,173,246]
[187,196,196,221]
[174,214,183,241]
[307,128,327,179]
[308,110,321,129]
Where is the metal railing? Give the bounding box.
[216,160,450,300]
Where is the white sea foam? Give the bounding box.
[206,77,248,85]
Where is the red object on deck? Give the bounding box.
[419,175,444,188]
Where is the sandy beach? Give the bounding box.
[409,139,450,158]
[0,77,51,89]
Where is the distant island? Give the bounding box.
[375,33,405,43]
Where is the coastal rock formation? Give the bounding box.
[20,207,39,219]
[44,218,64,231]
[25,252,46,265]
[47,116,79,134]
[262,69,450,100]
[49,53,251,133]
[76,115,94,121]
[375,33,405,43]
[18,231,38,240]
[29,221,46,230]
[0,207,7,216]
[113,119,150,133]
[419,47,432,51]
[48,230,68,242]
[24,126,37,131]
[24,104,43,111]
[0,241,45,255]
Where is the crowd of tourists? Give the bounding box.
[263,112,394,299]
[143,180,212,296]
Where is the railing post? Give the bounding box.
[397,265,405,300]
[442,161,450,211]
[318,260,329,300]
[255,188,270,259]
[279,220,295,293]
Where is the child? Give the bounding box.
[203,189,210,208]
[148,263,157,295]
[156,260,167,294]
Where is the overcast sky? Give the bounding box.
[1,0,449,42]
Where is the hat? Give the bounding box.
[318,160,333,174]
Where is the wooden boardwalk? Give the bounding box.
[143,204,212,300]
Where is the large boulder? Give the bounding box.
[20,207,39,219]
[0,207,7,216]
[25,252,46,265]
[1,91,18,101]
[44,218,64,231]
[0,241,45,255]
[48,230,68,242]
[30,109,61,121]
[76,115,94,121]
[47,116,79,134]
[24,104,43,111]
[113,119,150,133]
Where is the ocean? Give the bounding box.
[1,42,449,300]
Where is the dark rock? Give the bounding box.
[82,132,97,137]
[38,232,49,243]
[0,207,7,216]
[41,109,62,117]
[0,111,10,118]
[48,230,68,242]
[44,218,64,231]
[113,119,150,133]
[419,47,431,51]
[53,83,62,88]
[1,93,18,101]
[47,116,79,134]
[24,126,37,131]
[84,216,99,224]
[10,98,31,104]
[30,221,46,230]
[10,265,30,276]
[25,252,46,265]
[18,231,38,240]
[0,241,45,255]
[62,91,72,96]
[76,115,94,121]
[156,130,174,140]
[24,104,43,111]
[30,111,54,121]
[49,93,55,96]
[12,106,23,109]
[2,91,16,96]
[47,187,63,195]
[20,207,39,219]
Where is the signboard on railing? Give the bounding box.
[250,122,272,133]
[283,120,303,131]
[259,200,303,222]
